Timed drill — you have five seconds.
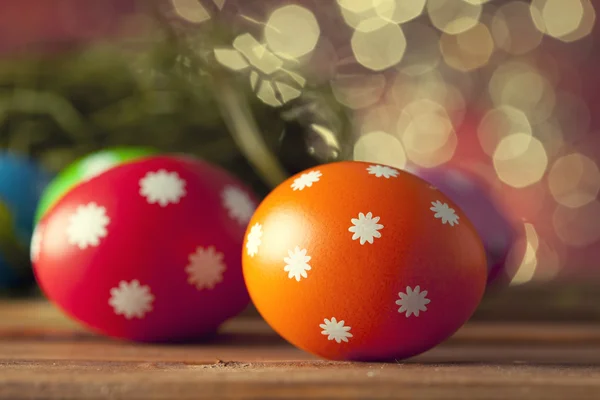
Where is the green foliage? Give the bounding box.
[0,15,351,198]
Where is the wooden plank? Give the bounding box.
[3,300,600,345]
[1,359,600,399]
[2,299,600,399]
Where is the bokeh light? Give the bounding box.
[202,0,599,283]
[548,153,600,209]
[214,30,309,107]
[337,0,375,14]
[3,0,599,288]
[233,33,282,75]
[397,99,457,168]
[440,22,494,71]
[558,0,596,42]
[510,223,539,286]
[493,133,548,188]
[533,118,564,159]
[463,0,490,4]
[553,200,600,247]
[530,0,595,42]
[427,0,483,35]
[351,22,406,71]
[331,73,386,110]
[353,130,407,169]
[265,5,320,61]
[375,0,427,24]
[492,1,543,55]
[214,48,249,71]
[478,106,532,156]
[359,102,402,135]
[338,0,389,32]
[488,61,555,123]
[172,0,211,23]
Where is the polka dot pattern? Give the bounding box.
[33,155,255,342]
[243,161,487,361]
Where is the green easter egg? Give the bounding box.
[35,147,157,223]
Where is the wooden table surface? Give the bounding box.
[1,300,600,399]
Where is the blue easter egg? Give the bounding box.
[0,151,53,289]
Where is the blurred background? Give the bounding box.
[0,0,599,320]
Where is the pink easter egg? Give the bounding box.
[32,155,256,342]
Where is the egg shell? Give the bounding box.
[242,161,487,361]
[0,151,53,289]
[33,155,256,342]
[412,166,523,287]
[35,147,157,223]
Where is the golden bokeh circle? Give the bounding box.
[548,153,600,209]
[351,22,407,71]
[353,130,407,169]
[492,1,543,55]
[440,22,494,71]
[265,5,320,60]
[493,133,548,188]
[427,0,483,35]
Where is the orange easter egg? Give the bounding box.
[242,161,487,361]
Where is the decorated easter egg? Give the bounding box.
[242,161,487,361]
[32,155,256,341]
[35,147,157,223]
[0,151,53,289]
[412,166,522,286]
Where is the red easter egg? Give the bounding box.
[31,155,256,342]
[242,161,487,361]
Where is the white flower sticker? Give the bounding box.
[367,164,399,179]
[283,246,312,281]
[66,202,110,250]
[348,212,383,245]
[396,285,431,318]
[221,185,255,224]
[186,246,226,290]
[246,222,263,257]
[81,153,118,181]
[139,169,186,207]
[430,200,460,226]
[291,170,322,191]
[320,317,353,343]
[30,224,43,263]
[109,280,154,319]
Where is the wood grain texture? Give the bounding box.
[1,300,600,399]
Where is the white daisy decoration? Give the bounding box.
[430,200,460,226]
[81,153,118,181]
[348,212,384,245]
[30,224,43,263]
[186,246,226,290]
[291,170,322,191]
[139,169,186,207]
[109,280,154,319]
[221,185,255,224]
[283,246,312,282]
[320,317,353,343]
[366,164,399,179]
[246,222,263,257]
[396,285,431,318]
[66,202,110,250]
